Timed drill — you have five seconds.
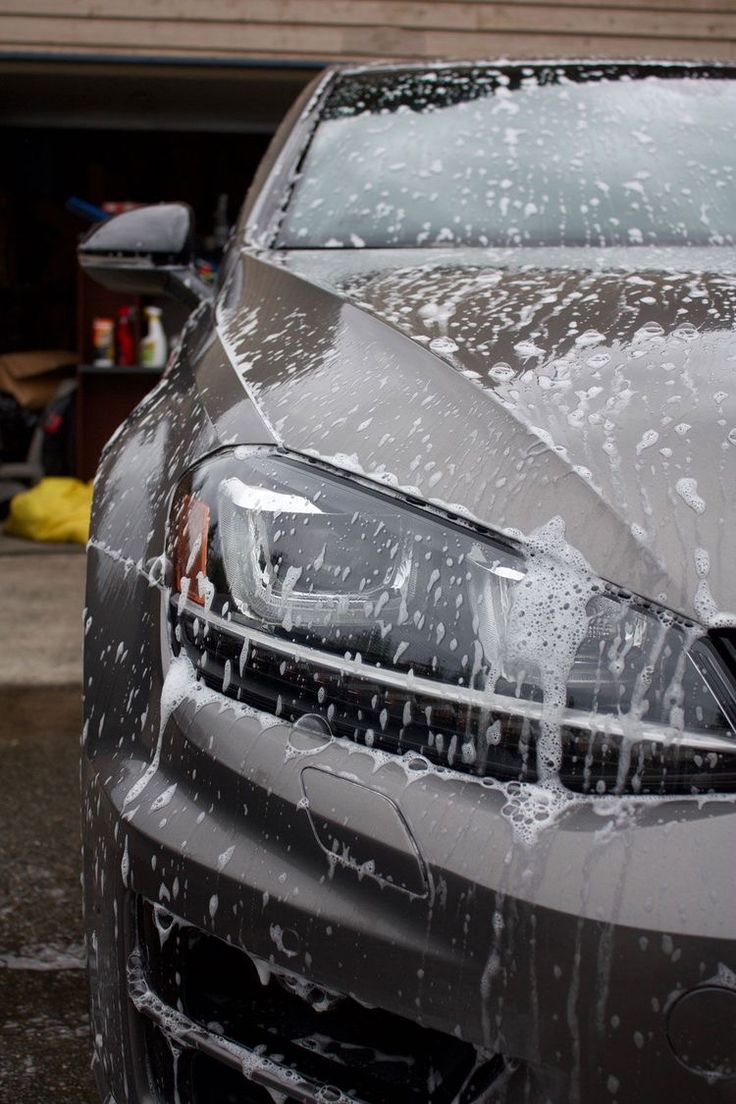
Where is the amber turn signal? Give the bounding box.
[172,493,210,606]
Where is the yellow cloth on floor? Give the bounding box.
[5,477,93,545]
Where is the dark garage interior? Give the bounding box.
[0,58,313,486]
[1,123,271,354]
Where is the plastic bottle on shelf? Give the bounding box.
[115,305,137,366]
[140,306,168,369]
[92,317,114,366]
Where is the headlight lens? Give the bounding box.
[168,448,736,795]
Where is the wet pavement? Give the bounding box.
[0,545,97,1103]
[0,544,85,685]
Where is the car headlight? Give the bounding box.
[167,447,736,796]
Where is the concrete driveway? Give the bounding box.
[0,541,97,1103]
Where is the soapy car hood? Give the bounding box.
[217,245,736,624]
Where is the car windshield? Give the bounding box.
[278,65,736,249]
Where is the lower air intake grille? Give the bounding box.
[132,897,503,1104]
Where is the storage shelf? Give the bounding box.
[78,363,165,376]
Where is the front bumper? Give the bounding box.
[84,650,736,1104]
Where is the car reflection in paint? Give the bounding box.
[80,62,736,1104]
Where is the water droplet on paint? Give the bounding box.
[489,361,515,382]
[429,336,458,355]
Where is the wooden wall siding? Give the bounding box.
[2,1,736,62]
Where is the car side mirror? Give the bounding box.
[78,202,213,307]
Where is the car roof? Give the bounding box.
[325,57,736,79]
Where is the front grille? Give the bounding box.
[186,618,535,782]
[132,898,502,1104]
[176,607,736,796]
[189,1053,282,1103]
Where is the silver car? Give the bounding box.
[80,61,736,1103]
